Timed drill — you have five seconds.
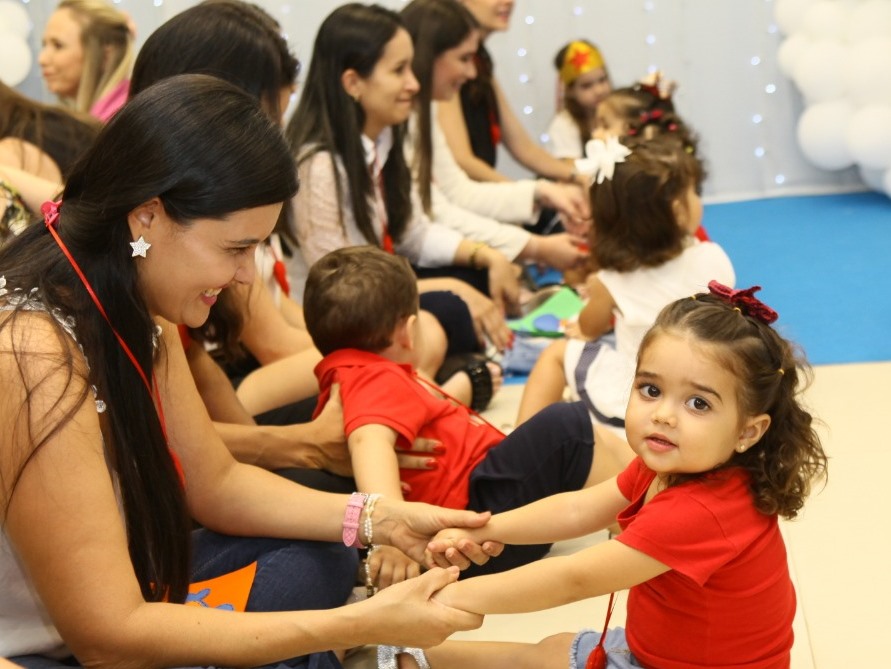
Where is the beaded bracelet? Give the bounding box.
[362,493,382,546]
[364,545,378,598]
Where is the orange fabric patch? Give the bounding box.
[185,561,257,612]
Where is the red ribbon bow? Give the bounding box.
[707,280,778,325]
[41,200,61,229]
[639,109,664,125]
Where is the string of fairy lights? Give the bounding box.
[8,0,865,198]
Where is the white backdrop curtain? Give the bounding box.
[13,0,865,202]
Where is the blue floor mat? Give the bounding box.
[704,192,891,365]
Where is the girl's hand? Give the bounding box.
[425,526,502,569]
[355,567,483,647]
[366,545,422,590]
[372,498,502,569]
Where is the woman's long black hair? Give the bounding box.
[129,0,302,364]
[401,0,478,216]
[285,3,413,246]
[0,74,297,603]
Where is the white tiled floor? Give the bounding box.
[453,361,891,668]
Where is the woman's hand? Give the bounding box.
[447,280,513,352]
[366,544,422,590]
[354,567,483,647]
[526,233,588,272]
[534,179,591,234]
[372,498,502,569]
[477,246,521,318]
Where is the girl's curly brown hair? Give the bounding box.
[639,292,828,519]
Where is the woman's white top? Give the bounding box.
[287,128,463,302]
[406,111,530,261]
[428,103,538,225]
[546,109,584,160]
[0,284,109,658]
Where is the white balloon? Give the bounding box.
[775,0,818,35]
[846,38,891,106]
[793,39,849,103]
[0,0,31,37]
[858,164,887,191]
[847,0,891,42]
[797,100,856,170]
[882,168,891,198]
[778,34,811,78]
[845,104,891,170]
[803,1,851,41]
[0,32,32,87]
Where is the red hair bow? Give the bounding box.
[42,200,61,229]
[707,280,778,325]
[639,109,664,125]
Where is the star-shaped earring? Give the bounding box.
[130,235,151,258]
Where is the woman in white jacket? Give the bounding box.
[402,0,592,266]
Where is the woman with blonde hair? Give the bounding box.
[39,0,134,121]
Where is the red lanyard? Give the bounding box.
[585,592,617,669]
[42,201,184,484]
[370,149,395,254]
[413,372,504,437]
[268,237,291,297]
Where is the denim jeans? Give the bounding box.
[11,530,358,669]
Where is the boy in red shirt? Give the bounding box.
[304,246,602,581]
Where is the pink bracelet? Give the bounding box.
[343,492,368,548]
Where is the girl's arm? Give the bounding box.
[492,80,577,184]
[436,95,511,183]
[428,469,670,617]
[577,274,616,339]
[432,475,628,555]
[438,539,669,615]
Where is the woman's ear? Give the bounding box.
[126,198,165,244]
[341,69,362,103]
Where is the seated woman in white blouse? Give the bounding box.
[285,3,519,357]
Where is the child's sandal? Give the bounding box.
[377,645,430,669]
[434,352,499,412]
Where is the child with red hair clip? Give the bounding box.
[382,283,828,669]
